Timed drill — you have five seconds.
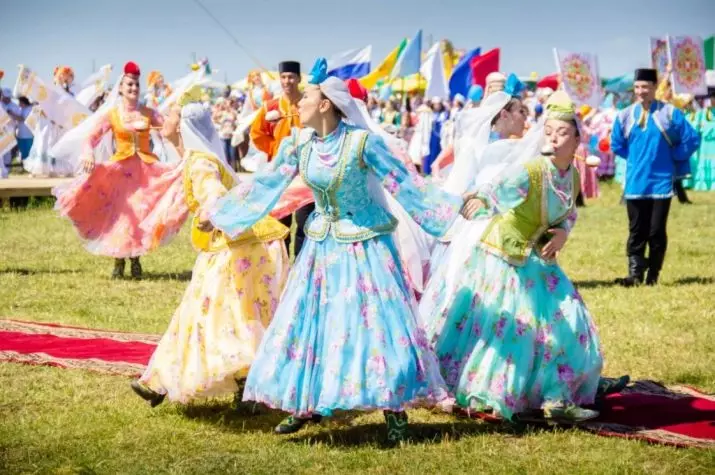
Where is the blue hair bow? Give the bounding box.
[467,84,483,102]
[504,73,524,97]
[308,57,329,85]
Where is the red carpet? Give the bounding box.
[582,380,715,449]
[1,319,714,448]
[0,319,158,376]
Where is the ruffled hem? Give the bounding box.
[243,388,452,418]
[53,157,186,258]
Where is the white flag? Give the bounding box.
[14,65,91,130]
[76,64,113,107]
[420,42,449,100]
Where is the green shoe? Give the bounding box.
[232,378,263,415]
[130,258,143,280]
[597,375,630,398]
[543,404,599,424]
[112,259,125,279]
[274,414,322,435]
[383,410,409,445]
[130,380,165,408]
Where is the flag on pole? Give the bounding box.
[359,39,407,89]
[421,42,449,99]
[704,35,714,70]
[13,65,91,130]
[327,46,372,80]
[76,64,113,107]
[391,30,422,79]
[470,48,500,87]
[448,47,481,99]
[667,35,707,96]
[553,49,602,108]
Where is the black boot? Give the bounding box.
[596,375,630,399]
[646,250,666,286]
[130,258,142,280]
[112,259,125,279]
[674,180,693,204]
[130,380,165,407]
[576,191,585,208]
[384,410,409,445]
[233,378,262,415]
[615,256,647,287]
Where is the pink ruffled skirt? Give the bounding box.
[54,156,188,258]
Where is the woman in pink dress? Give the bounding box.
[54,61,187,279]
[574,106,600,201]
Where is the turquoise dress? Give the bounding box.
[689,109,715,191]
[209,121,463,417]
[419,155,603,420]
[428,130,506,276]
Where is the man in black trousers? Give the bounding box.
[610,68,700,286]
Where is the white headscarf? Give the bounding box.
[317,76,433,292]
[179,101,237,180]
[443,91,511,196]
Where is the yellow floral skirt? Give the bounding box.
[139,240,288,402]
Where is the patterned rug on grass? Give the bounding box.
[0,318,158,376]
[2,319,713,448]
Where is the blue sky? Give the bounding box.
[1,0,712,87]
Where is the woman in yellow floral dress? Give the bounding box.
[130,87,289,406]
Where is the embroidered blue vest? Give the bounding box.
[299,126,398,243]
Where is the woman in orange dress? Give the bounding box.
[53,61,187,279]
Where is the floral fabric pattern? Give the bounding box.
[420,156,601,420]
[209,122,460,415]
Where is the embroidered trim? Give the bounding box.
[623,192,674,199]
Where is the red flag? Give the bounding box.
[536,73,560,90]
[470,48,500,87]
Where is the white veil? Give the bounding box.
[50,77,121,171]
[442,91,511,196]
[319,76,433,292]
[179,101,236,179]
[421,117,546,337]
[138,100,231,247]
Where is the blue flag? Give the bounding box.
[391,30,422,79]
[448,47,480,100]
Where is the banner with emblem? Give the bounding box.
[76,64,112,107]
[667,35,707,96]
[553,49,602,108]
[650,37,670,80]
[13,65,91,131]
[0,107,17,157]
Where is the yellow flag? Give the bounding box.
[359,39,408,90]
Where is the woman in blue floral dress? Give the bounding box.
[420,91,604,423]
[209,58,464,443]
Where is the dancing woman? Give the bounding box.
[209,58,465,444]
[421,91,604,423]
[53,61,184,279]
[131,86,290,407]
[428,78,528,276]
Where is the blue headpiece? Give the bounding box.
[504,73,525,98]
[308,57,329,85]
[467,84,484,102]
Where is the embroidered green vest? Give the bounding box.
[479,157,580,266]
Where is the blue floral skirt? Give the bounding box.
[243,233,449,417]
[419,246,603,420]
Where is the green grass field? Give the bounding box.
[1,183,714,474]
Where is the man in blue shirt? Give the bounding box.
[611,68,700,286]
